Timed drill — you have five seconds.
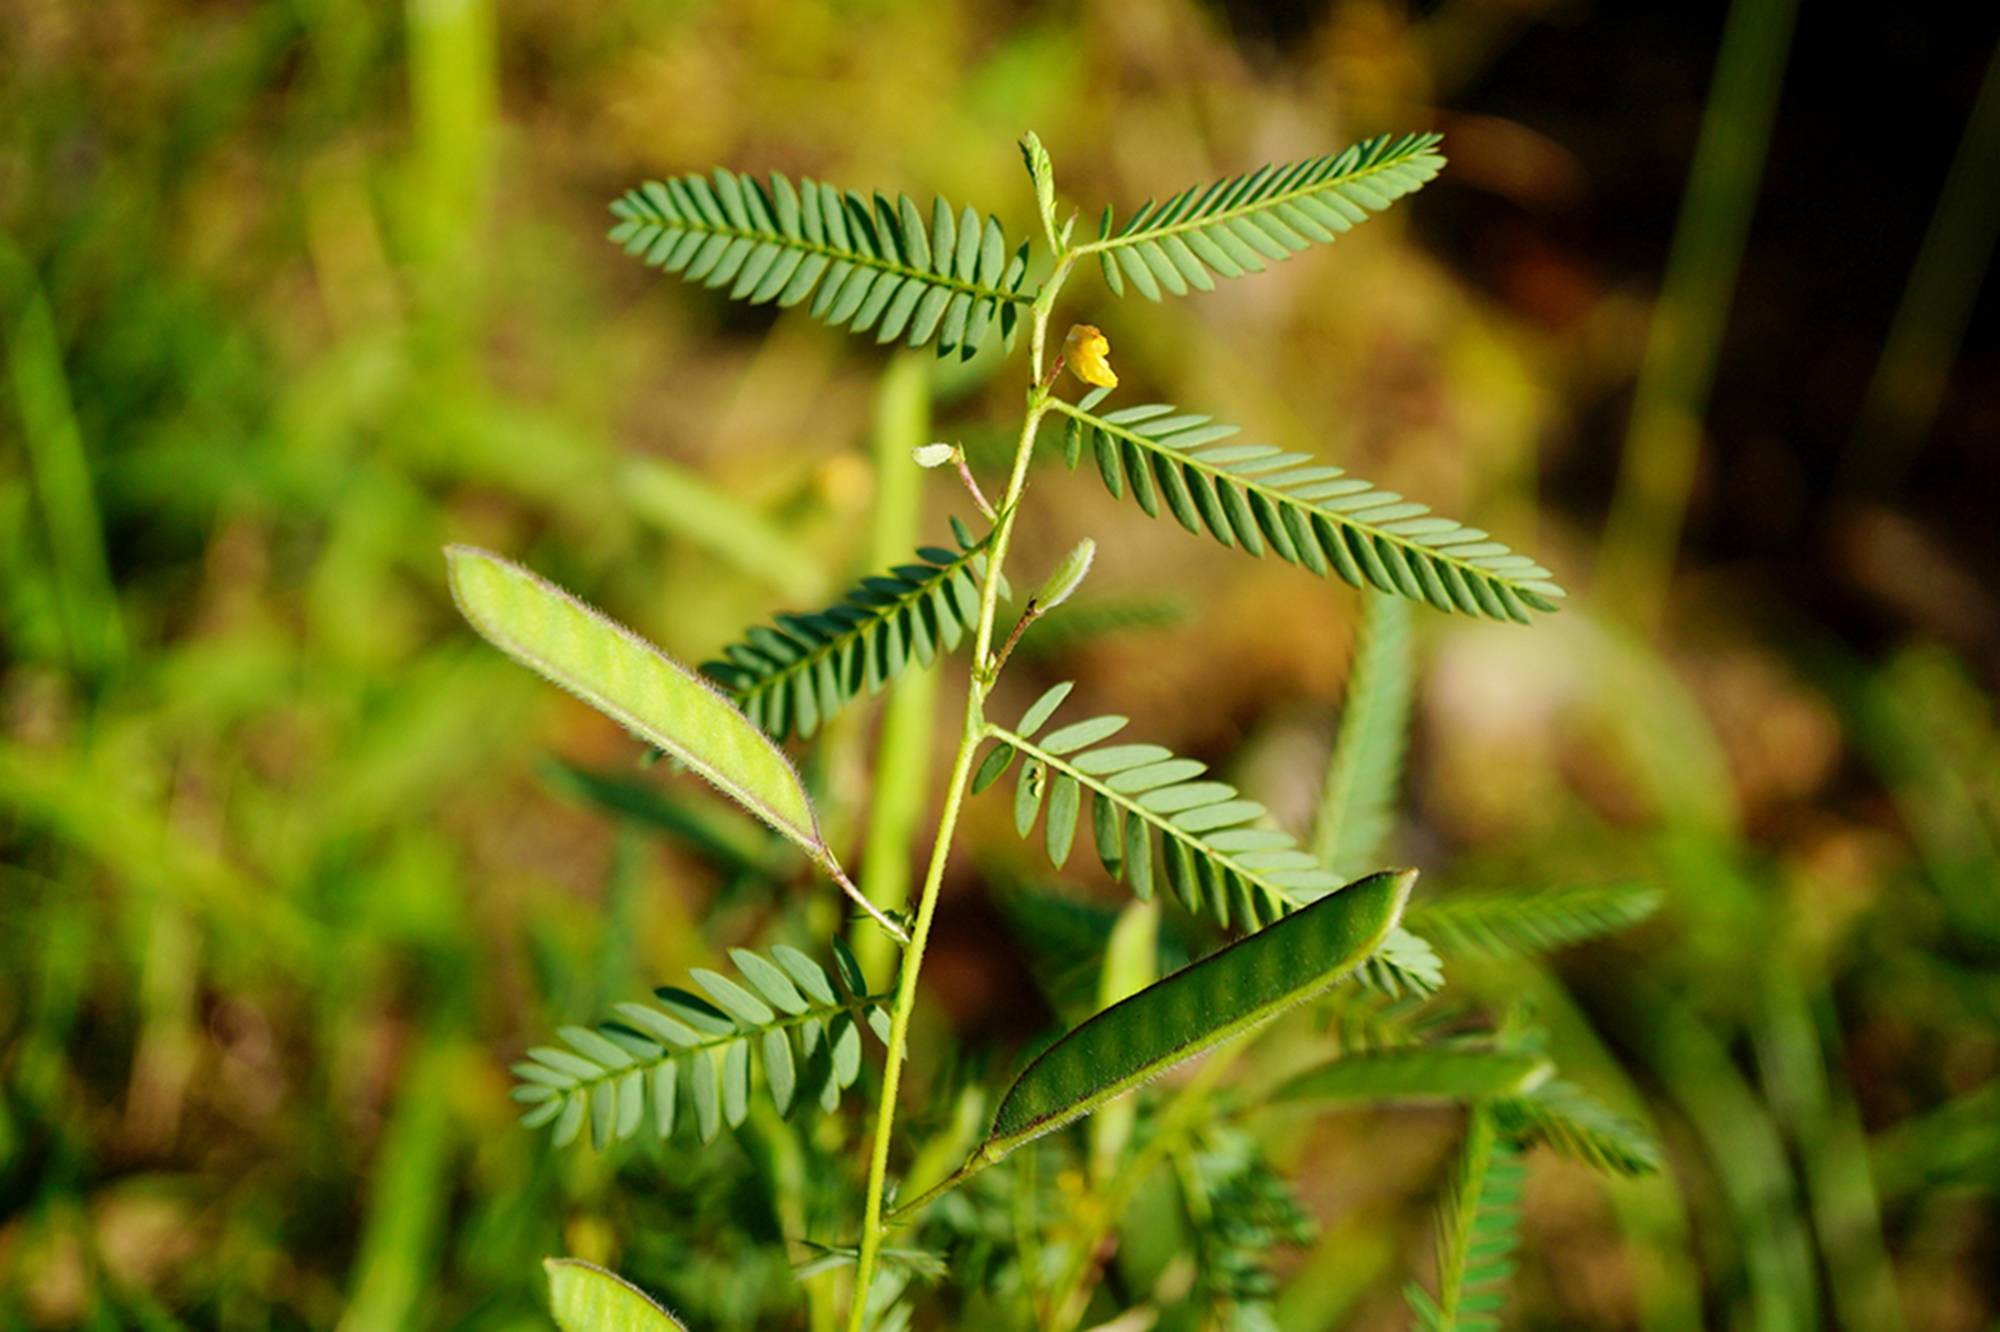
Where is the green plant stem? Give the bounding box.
[846,254,1077,1329]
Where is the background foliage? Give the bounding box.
[3,0,1998,1327]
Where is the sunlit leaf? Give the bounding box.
[546,1258,689,1332]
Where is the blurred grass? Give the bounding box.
[850,353,938,986]
[1845,39,2000,489]
[1597,0,1798,625]
[3,1,1998,1328]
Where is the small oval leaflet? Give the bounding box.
[979,867,1415,1161]
[447,545,826,860]
[546,1258,689,1332]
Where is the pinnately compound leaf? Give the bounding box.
[1086,133,1444,299]
[546,1259,688,1332]
[1407,1108,1524,1332]
[513,947,889,1155]
[1407,884,1663,959]
[984,684,1356,932]
[1495,1079,1662,1177]
[608,169,1037,360]
[975,868,1414,1161]
[702,524,1000,741]
[446,546,829,865]
[1274,1046,1550,1106]
[1048,395,1563,621]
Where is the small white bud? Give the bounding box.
[912,442,958,469]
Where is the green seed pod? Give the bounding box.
[978,868,1415,1160]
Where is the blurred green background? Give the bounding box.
[4,0,1998,1327]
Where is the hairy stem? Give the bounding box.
[846,254,1077,1327]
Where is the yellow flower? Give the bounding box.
[1063,323,1118,389]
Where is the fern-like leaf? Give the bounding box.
[980,682,1344,928]
[980,685,1440,1004]
[1408,884,1662,959]
[1313,591,1412,875]
[1320,986,1447,1056]
[1050,392,1562,620]
[1182,1130,1317,1328]
[1407,1108,1525,1332]
[1353,925,1444,998]
[702,519,997,740]
[1495,1079,1662,1177]
[1274,1044,1549,1106]
[511,944,891,1151]
[609,170,1036,359]
[1084,132,1444,299]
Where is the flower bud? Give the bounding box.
[1063,324,1118,389]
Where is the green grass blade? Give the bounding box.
[1596,0,1799,624]
[337,1038,455,1332]
[1313,590,1412,875]
[0,248,125,675]
[622,457,822,603]
[1843,40,2000,489]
